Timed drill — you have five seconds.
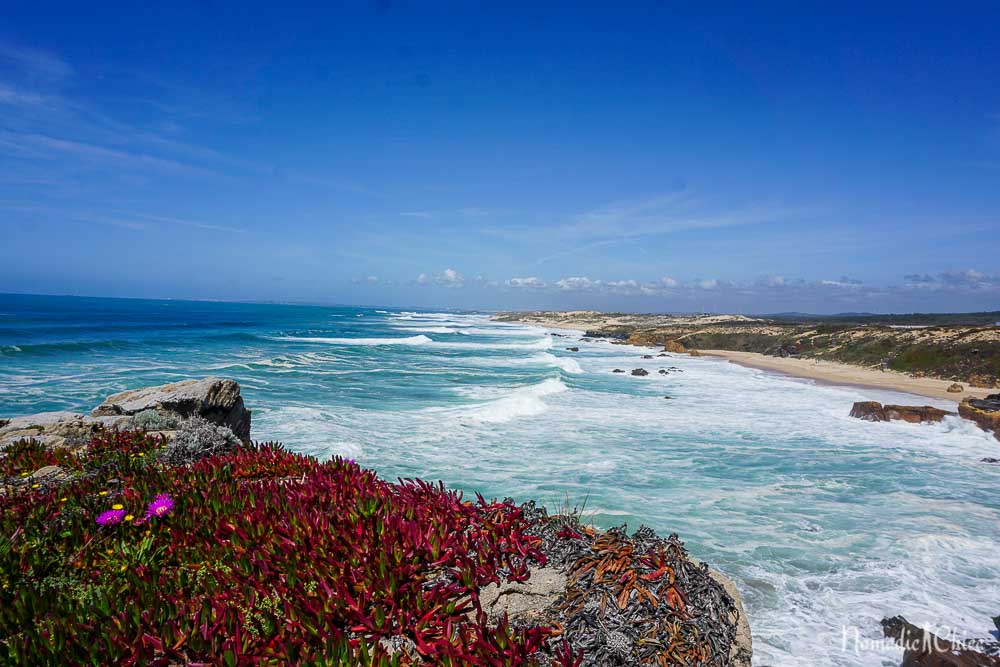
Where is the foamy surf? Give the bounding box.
[273,334,433,346]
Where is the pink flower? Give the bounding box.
[145,493,175,519]
[96,509,126,526]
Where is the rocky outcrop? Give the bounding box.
[882,616,1000,666]
[663,340,687,354]
[0,411,123,450]
[947,383,965,393]
[631,368,649,377]
[1,378,252,450]
[958,395,1000,440]
[850,401,951,424]
[92,378,251,444]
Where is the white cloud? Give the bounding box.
[555,276,599,291]
[438,268,465,287]
[415,268,465,288]
[507,277,546,289]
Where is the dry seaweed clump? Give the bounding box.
[521,502,745,666]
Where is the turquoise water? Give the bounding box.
[2,293,998,666]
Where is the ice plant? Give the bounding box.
[96,509,126,526]
[145,493,174,519]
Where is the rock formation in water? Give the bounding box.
[958,395,1000,441]
[882,616,1000,667]
[849,401,951,424]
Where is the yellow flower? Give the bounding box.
[99,491,108,496]
[60,498,67,503]
[144,530,151,537]
[19,472,29,477]
[138,452,145,457]
[119,564,127,572]
[111,504,124,510]
[124,515,134,522]
[31,484,40,489]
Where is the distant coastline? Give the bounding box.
[493,310,997,403]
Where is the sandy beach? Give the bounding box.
[493,312,995,404]
[699,350,991,403]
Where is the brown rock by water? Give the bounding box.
[663,340,687,354]
[947,383,965,393]
[631,368,649,376]
[882,616,1000,667]
[959,396,1000,440]
[850,402,951,424]
[850,401,887,421]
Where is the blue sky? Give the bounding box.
[2,2,999,313]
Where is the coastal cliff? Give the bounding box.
[0,379,750,666]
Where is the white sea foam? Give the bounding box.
[273,334,433,346]
[389,326,460,334]
[431,337,553,351]
[541,353,583,374]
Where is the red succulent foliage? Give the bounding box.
[0,432,554,665]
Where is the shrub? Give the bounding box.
[130,409,179,432]
[158,416,239,466]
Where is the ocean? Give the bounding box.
[1,293,998,666]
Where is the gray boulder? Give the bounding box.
[92,378,251,444]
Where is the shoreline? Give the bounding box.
[497,315,993,404]
[698,350,991,404]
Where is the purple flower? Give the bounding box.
[145,493,175,519]
[96,509,126,526]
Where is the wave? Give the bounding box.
[273,334,433,346]
[461,378,569,423]
[389,326,461,334]
[431,337,553,351]
[425,378,569,424]
[541,353,584,374]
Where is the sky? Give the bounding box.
[1,2,999,314]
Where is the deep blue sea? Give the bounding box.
[2,293,998,666]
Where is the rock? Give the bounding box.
[664,396,672,400]
[478,566,566,625]
[92,378,251,444]
[565,347,579,352]
[947,383,965,393]
[658,369,668,374]
[688,349,702,357]
[882,616,1000,667]
[612,369,625,374]
[663,340,687,354]
[850,401,887,421]
[30,465,73,483]
[0,411,115,450]
[981,458,1000,464]
[707,568,752,666]
[631,368,649,376]
[884,405,950,424]
[657,353,669,357]
[850,401,951,424]
[959,397,1000,440]
[642,354,653,359]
